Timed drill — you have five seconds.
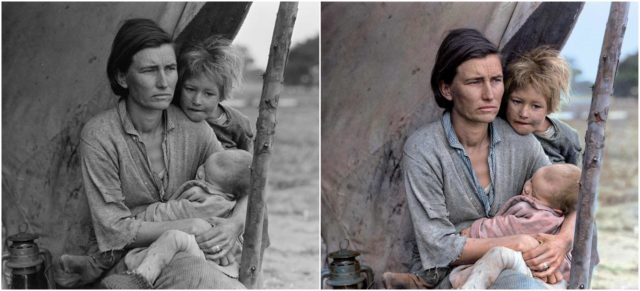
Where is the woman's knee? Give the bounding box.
[154,253,244,289]
[489,269,545,289]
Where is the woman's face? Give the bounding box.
[118,44,177,111]
[180,74,222,122]
[440,54,504,125]
[506,85,549,135]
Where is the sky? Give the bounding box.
[561,2,638,83]
[233,1,637,80]
[234,2,320,70]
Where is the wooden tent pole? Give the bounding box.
[568,2,628,289]
[239,2,298,289]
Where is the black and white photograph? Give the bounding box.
[2,2,319,289]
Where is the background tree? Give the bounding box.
[613,52,638,98]
[283,35,319,87]
[567,56,594,97]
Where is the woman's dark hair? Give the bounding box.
[106,18,173,98]
[430,28,500,109]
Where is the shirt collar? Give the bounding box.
[117,98,176,137]
[441,111,501,149]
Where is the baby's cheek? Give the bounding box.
[196,166,205,180]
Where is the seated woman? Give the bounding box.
[390,28,575,289]
[77,18,245,289]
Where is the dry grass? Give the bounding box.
[561,96,638,289]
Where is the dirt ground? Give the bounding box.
[561,97,638,289]
[235,84,320,289]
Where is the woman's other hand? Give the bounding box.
[213,252,236,267]
[512,234,540,252]
[542,271,564,284]
[523,233,571,278]
[181,186,209,203]
[187,218,213,235]
[195,217,241,261]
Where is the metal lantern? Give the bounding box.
[3,230,54,289]
[321,240,373,289]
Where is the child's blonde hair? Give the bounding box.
[543,164,581,213]
[178,35,244,101]
[505,46,571,113]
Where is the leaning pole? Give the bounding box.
[239,2,298,289]
[568,2,628,289]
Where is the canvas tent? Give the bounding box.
[321,2,583,287]
[2,1,251,265]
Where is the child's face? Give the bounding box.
[521,166,555,208]
[180,74,222,122]
[506,85,549,135]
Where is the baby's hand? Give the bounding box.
[181,186,209,203]
[460,227,470,237]
[213,253,235,266]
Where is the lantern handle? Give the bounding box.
[339,239,350,250]
[18,223,28,234]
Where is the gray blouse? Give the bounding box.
[402,112,549,270]
[80,99,223,251]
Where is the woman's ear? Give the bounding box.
[116,71,128,89]
[439,81,453,101]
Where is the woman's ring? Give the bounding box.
[214,245,221,253]
[542,262,549,270]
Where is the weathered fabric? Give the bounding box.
[442,111,499,216]
[129,180,242,279]
[450,247,532,289]
[450,247,567,289]
[107,250,245,289]
[153,252,245,289]
[209,103,254,152]
[402,111,549,270]
[80,99,223,251]
[468,195,564,238]
[465,195,571,282]
[535,117,582,165]
[125,230,205,285]
[132,180,236,222]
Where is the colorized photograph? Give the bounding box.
[321,2,637,289]
[2,2,319,289]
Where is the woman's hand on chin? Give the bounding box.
[522,233,570,278]
[195,217,241,261]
